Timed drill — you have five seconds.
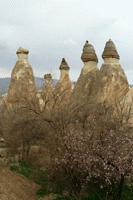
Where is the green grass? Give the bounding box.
[36,188,48,197]
[10,161,33,178]
[121,185,133,200]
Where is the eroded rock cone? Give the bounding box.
[72,41,100,105]
[37,73,54,111]
[54,58,72,106]
[58,58,72,90]
[6,47,37,105]
[100,39,129,103]
[43,73,53,97]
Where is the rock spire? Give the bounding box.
[100,39,129,103]
[59,58,71,82]
[38,73,54,110]
[72,41,100,105]
[55,58,72,105]
[6,47,37,105]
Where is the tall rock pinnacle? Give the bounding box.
[100,39,129,103]
[6,47,37,105]
[72,41,100,105]
[43,73,53,97]
[38,73,53,110]
[59,58,70,82]
[54,58,72,105]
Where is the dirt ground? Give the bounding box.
[0,166,39,200]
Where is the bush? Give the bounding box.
[36,188,48,197]
[19,161,32,178]
[10,164,19,172]
[10,161,32,178]
[34,168,48,186]
[121,185,133,200]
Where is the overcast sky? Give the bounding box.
[0,0,133,83]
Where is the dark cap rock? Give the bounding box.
[44,73,52,80]
[102,39,120,59]
[81,41,98,63]
[59,58,70,70]
[16,47,29,55]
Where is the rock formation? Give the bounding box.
[38,73,54,110]
[43,73,53,97]
[1,41,132,124]
[72,41,100,105]
[58,58,72,91]
[55,58,72,105]
[6,47,37,105]
[100,39,129,103]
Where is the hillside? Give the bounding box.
[0,166,39,200]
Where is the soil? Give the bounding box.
[0,166,39,200]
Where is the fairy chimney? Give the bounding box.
[72,41,100,105]
[100,39,129,103]
[6,47,37,105]
[43,73,53,97]
[37,73,54,110]
[59,58,70,81]
[57,58,72,90]
[54,58,72,105]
